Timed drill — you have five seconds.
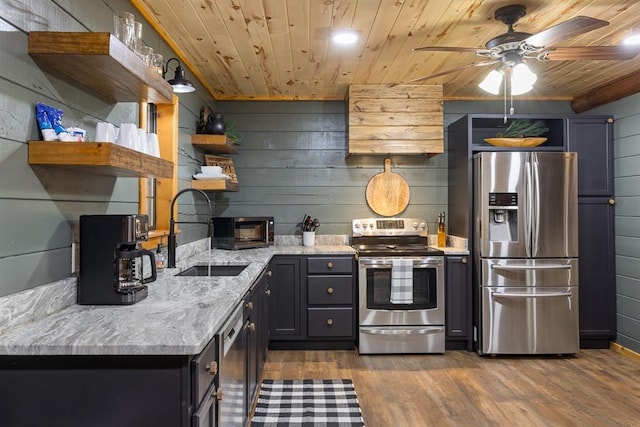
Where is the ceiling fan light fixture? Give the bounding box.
[510,62,537,95]
[163,57,196,93]
[479,69,503,94]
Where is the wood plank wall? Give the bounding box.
[0,0,214,297]
[591,94,640,353]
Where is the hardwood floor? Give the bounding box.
[259,349,640,426]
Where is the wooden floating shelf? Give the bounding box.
[191,179,239,192]
[191,134,237,154]
[28,141,174,178]
[28,31,173,104]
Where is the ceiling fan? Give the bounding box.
[411,4,640,92]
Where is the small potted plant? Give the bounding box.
[485,119,549,147]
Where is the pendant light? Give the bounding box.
[163,57,195,93]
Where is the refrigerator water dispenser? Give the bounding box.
[488,193,518,242]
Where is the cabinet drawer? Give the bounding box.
[192,337,218,406]
[307,276,353,305]
[307,257,353,274]
[308,308,353,337]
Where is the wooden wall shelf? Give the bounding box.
[28,32,173,104]
[191,134,237,154]
[191,180,239,192]
[28,141,174,178]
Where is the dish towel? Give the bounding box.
[390,259,413,304]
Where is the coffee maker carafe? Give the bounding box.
[78,214,156,305]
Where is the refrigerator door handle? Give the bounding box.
[492,264,572,271]
[524,157,533,258]
[531,152,540,257]
[491,290,573,298]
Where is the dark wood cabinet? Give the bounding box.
[568,115,616,348]
[445,255,472,351]
[245,267,270,418]
[269,256,303,340]
[269,255,356,349]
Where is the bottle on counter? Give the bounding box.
[437,212,447,247]
[155,244,166,269]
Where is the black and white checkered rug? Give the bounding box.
[251,379,365,426]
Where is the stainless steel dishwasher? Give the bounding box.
[218,303,247,426]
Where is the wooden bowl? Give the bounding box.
[484,137,548,147]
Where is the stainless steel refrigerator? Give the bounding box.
[474,152,579,355]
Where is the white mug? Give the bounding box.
[117,123,138,150]
[147,133,160,157]
[137,128,147,153]
[95,122,116,143]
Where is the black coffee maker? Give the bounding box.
[78,214,157,305]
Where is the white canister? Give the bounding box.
[302,231,315,247]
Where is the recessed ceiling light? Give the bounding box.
[623,33,640,45]
[332,30,359,45]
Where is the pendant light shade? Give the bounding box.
[511,63,537,95]
[478,69,503,95]
[163,57,195,94]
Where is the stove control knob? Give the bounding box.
[354,222,361,229]
[369,222,375,230]
[420,222,426,230]
[362,223,368,229]
[412,222,418,229]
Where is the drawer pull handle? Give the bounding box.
[265,289,271,296]
[327,262,333,270]
[327,287,334,295]
[267,270,273,277]
[205,361,218,375]
[462,258,467,264]
[327,318,334,326]
[245,301,254,310]
[216,388,224,401]
[249,322,256,332]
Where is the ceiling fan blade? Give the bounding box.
[408,60,499,83]
[524,16,609,48]
[413,46,492,55]
[542,45,640,61]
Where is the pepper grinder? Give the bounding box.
[437,212,446,247]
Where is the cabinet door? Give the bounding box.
[567,117,614,196]
[269,257,302,339]
[446,256,472,350]
[257,270,270,383]
[245,286,259,417]
[192,385,217,427]
[578,197,616,347]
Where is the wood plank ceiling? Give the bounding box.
[132,0,640,105]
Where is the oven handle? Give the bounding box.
[359,258,442,268]
[359,326,445,336]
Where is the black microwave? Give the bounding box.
[211,217,274,250]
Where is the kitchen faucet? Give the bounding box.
[167,188,212,268]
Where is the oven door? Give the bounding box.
[358,256,444,326]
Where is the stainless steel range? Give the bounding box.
[352,218,445,354]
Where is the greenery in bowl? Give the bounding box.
[225,119,242,145]
[497,120,549,138]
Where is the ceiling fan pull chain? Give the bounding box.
[503,77,507,123]
[510,92,515,115]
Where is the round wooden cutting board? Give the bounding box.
[365,158,410,217]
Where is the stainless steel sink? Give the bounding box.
[175,264,248,277]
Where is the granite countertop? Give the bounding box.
[0,244,355,357]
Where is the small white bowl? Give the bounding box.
[201,166,222,175]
